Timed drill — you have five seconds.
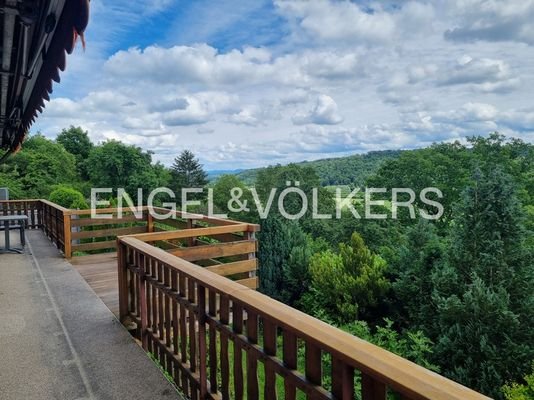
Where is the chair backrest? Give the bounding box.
[0,187,8,201]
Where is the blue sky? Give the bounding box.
[35,0,534,169]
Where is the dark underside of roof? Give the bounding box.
[0,0,89,160]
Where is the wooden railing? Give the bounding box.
[63,206,150,258]
[127,207,260,288]
[41,199,69,254]
[63,207,259,278]
[0,199,42,229]
[1,200,260,278]
[1,199,68,253]
[117,236,491,400]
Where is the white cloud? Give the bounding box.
[439,56,519,92]
[276,0,396,44]
[444,0,534,45]
[275,0,435,45]
[293,95,343,125]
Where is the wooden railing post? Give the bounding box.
[283,331,298,400]
[186,218,196,247]
[63,212,72,258]
[146,211,154,233]
[138,252,148,350]
[332,358,355,400]
[197,285,208,399]
[117,242,129,323]
[246,311,259,400]
[54,208,60,249]
[246,230,257,279]
[362,373,387,400]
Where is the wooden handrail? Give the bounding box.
[124,223,255,242]
[63,206,259,229]
[0,199,41,203]
[39,199,69,212]
[118,236,491,400]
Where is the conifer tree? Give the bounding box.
[257,215,292,300]
[304,232,389,324]
[432,168,534,398]
[171,150,208,192]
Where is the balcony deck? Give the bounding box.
[1,199,492,400]
[0,230,182,400]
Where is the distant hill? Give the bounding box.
[209,150,402,186]
[207,169,245,181]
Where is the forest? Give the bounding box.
[0,127,533,399]
[233,149,401,186]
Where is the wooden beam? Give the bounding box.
[71,225,146,240]
[236,277,258,289]
[126,223,252,242]
[205,259,257,277]
[168,240,256,262]
[70,215,145,227]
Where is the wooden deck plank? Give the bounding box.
[70,253,120,317]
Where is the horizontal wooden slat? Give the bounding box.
[0,199,40,203]
[71,225,147,240]
[151,207,260,231]
[168,240,256,262]
[155,218,188,230]
[208,232,245,243]
[72,240,117,252]
[236,277,258,289]
[127,224,252,242]
[157,240,183,250]
[64,206,146,216]
[70,215,146,227]
[205,259,257,276]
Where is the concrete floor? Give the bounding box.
[0,230,184,400]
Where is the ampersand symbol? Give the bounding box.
[228,188,250,212]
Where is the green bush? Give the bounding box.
[49,186,88,209]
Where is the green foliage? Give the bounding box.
[253,163,334,226]
[85,140,170,200]
[342,319,438,372]
[211,174,253,221]
[56,126,93,178]
[0,166,24,199]
[258,215,290,300]
[49,185,88,209]
[303,233,390,324]
[1,134,78,198]
[502,363,534,400]
[237,150,401,186]
[282,234,329,308]
[258,215,328,306]
[367,141,471,228]
[431,168,534,398]
[392,220,445,329]
[171,150,208,192]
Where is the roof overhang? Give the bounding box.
[0,0,89,161]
